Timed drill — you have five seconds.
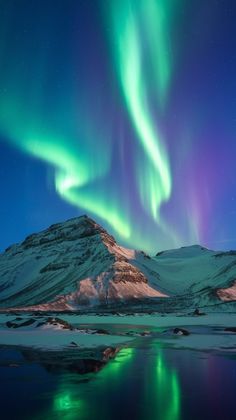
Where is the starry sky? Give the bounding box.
[0,0,236,254]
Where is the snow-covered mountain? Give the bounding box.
[136,245,236,311]
[0,216,236,312]
[0,216,166,311]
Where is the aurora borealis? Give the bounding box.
[0,0,236,252]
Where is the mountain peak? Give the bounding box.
[155,244,212,258]
[15,214,116,252]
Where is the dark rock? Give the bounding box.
[102,347,119,360]
[46,317,73,330]
[6,318,36,328]
[6,321,16,328]
[173,327,190,336]
[193,308,206,316]
[70,341,78,346]
[141,330,150,336]
[96,329,110,335]
[224,327,236,333]
[20,345,120,375]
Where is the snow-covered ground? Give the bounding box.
[58,312,236,329]
[0,328,134,350]
[0,313,236,352]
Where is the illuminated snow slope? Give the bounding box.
[135,246,236,309]
[0,216,166,310]
[0,216,236,311]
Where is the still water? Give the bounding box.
[0,336,236,420]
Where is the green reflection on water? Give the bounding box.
[39,344,181,420]
[54,392,83,411]
[99,347,134,379]
[50,347,134,420]
[52,391,86,420]
[152,347,181,420]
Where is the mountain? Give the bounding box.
[0,216,166,311]
[0,216,236,312]
[137,245,236,311]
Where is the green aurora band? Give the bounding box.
[108,0,178,222]
[0,87,132,238]
[0,1,132,241]
[0,0,187,252]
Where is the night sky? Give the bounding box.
[0,0,236,253]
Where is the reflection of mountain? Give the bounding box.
[20,346,119,375]
[0,216,236,312]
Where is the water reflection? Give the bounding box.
[2,334,236,420]
[51,347,135,420]
[143,343,181,420]
[53,392,85,418]
[49,344,181,420]
[98,347,134,379]
[156,349,180,420]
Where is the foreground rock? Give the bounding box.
[173,327,190,336]
[193,308,206,316]
[13,345,121,375]
[224,327,236,333]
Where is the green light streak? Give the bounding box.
[170,373,181,420]
[108,0,174,222]
[143,343,181,420]
[156,349,181,420]
[137,156,167,222]
[143,0,177,107]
